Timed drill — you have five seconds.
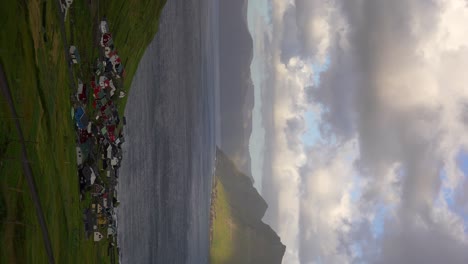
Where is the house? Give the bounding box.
[76,146,83,166]
[90,123,99,136]
[100,33,113,47]
[95,60,105,76]
[74,107,89,129]
[99,76,116,96]
[83,209,95,239]
[119,91,126,98]
[81,166,97,186]
[115,135,125,146]
[106,52,124,77]
[108,81,116,97]
[106,125,116,138]
[113,62,124,78]
[87,122,93,133]
[91,184,105,196]
[69,45,80,64]
[100,21,109,34]
[105,60,113,73]
[103,107,113,121]
[98,75,108,88]
[79,170,87,193]
[101,126,108,137]
[91,203,103,214]
[94,231,104,242]
[97,215,108,226]
[102,197,109,208]
[79,129,91,144]
[107,226,116,238]
[106,145,113,159]
[76,79,87,103]
[78,140,92,163]
[111,157,119,167]
[104,46,114,58]
[106,168,115,178]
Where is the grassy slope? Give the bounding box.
[0,0,165,263]
[210,178,234,263]
[210,177,256,264]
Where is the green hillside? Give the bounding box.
[0,0,165,263]
[210,149,286,264]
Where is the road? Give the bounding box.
[0,64,55,264]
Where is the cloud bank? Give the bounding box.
[250,0,468,263]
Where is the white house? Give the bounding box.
[106,145,112,159]
[107,226,116,238]
[92,203,103,214]
[111,157,119,166]
[94,231,103,242]
[69,46,80,64]
[76,147,83,166]
[100,21,109,34]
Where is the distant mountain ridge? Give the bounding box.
[219,0,255,179]
[210,148,286,264]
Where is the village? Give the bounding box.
[69,14,126,262]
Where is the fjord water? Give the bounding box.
[116,0,219,262]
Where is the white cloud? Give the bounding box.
[252,0,468,263]
[265,55,314,264]
[299,140,359,264]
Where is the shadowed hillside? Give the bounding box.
[210,148,285,264]
[219,0,255,178]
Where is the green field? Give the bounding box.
[0,0,165,263]
[210,178,235,263]
[210,177,256,264]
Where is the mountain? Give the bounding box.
[219,0,255,178]
[210,148,286,264]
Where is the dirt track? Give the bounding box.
[0,64,55,264]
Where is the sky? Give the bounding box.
[247,0,468,263]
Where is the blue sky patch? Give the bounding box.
[456,149,468,178]
[371,205,388,239]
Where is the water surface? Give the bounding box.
[117,0,218,262]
